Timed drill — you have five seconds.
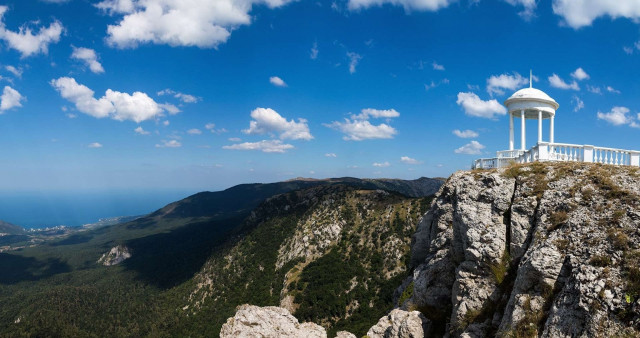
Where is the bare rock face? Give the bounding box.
[367,309,431,338]
[401,163,640,337]
[97,245,131,266]
[220,304,327,338]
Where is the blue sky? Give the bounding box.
[1,0,640,192]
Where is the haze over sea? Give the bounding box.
[0,190,195,228]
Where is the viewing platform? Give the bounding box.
[472,72,640,169]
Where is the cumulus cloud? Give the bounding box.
[5,65,22,78]
[454,140,485,155]
[587,85,602,94]
[243,107,313,140]
[504,0,537,19]
[452,129,479,138]
[486,72,528,96]
[157,88,200,103]
[156,139,181,148]
[571,67,589,81]
[552,0,640,29]
[134,126,150,135]
[372,161,390,167]
[432,61,445,71]
[607,86,621,94]
[88,142,103,148]
[159,103,180,115]
[269,76,286,87]
[99,0,295,49]
[597,106,633,126]
[571,95,584,112]
[325,153,337,157]
[456,92,507,119]
[71,47,105,74]
[548,73,580,90]
[348,0,454,11]
[50,77,165,123]
[310,41,318,59]
[347,52,361,74]
[0,86,24,112]
[400,156,421,164]
[228,137,241,142]
[325,107,399,141]
[187,128,202,135]
[0,6,63,57]
[223,139,294,153]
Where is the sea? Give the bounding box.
[0,190,197,229]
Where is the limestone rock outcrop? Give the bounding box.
[367,309,431,338]
[97,245,131,266]
[219,304,327,338]
[402,163,640,337]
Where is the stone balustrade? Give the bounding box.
[473,142,640,169]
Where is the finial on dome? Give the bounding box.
[529,69,532,88]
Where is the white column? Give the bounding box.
[520,110,526,150]
[509,113,514,151]
[537,110,542,143]
[550,115,555,144]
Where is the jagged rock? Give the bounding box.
[220,304,326,338]
[402,163,640,337]
[335,331,357,338]
[367,309,431,338]
[97,245,131,266]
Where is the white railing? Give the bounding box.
[472,142,640,169]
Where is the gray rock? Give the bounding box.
[220,304,326,338]
[367,309,431,338]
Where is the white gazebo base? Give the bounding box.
[473,142,640,169]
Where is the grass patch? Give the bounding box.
[490,251,512,285]
[548,211,568,232]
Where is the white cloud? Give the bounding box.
[624,46,634,54]
[134,126,150,135]
[570,67,589,81]
[454,140,485,155]
[504,0,537,19]
[205,123,216,130]
[66,113,77,119]
[587,85,602,94]
[571,95,584,112]
[325,119,397,141]
[597,106,632,126]
[51,77,165,123]
[71,47,105,74]
[348,0,454,11]
[355,108,400,119]
[347,52,361,74]
[88,142,103,148]
[269,76,287,87]
[548,73,580,90]
[95,0,136,14]
[373,161,390,167]
[432,61,444,71]
[187,128,202,135]
[156,139,181,148]
[607,86,621,94]
[456,92,507,119]
[325,153,337,157]
[452,129,479,138]
[310,41,318,59]
[228,137,241,142]
[400,156,421,164]
[157,88,200,103]
[0,86,24,112]
[100,0,295,49]
[159,103,181,115]
[5,65,22,78]
[223,139,294,153]
[243,107,313,140]
[0,6,63,57]
[486,72,528,96]
[163,120,169,126]
[552,0,640,29]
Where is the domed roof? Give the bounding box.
[505,87,559,110]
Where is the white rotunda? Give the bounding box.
[473,73,640,169]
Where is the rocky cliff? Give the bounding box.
[223,162,640,337]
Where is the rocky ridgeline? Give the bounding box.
[97,245,131,266]
[222,163,640,337]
